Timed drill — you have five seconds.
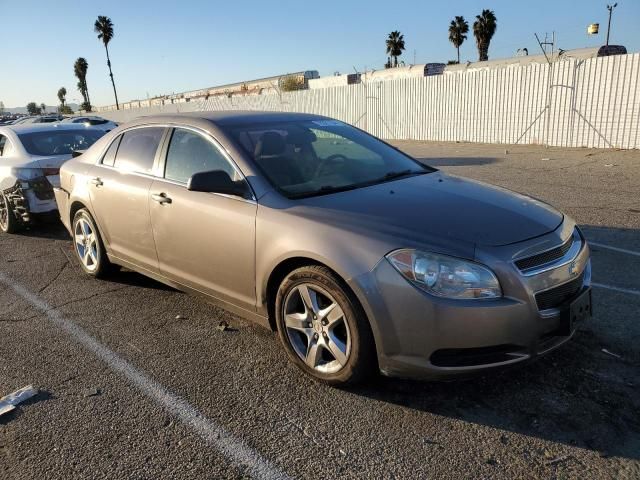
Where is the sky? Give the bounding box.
[1,0,639,109]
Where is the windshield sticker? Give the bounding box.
[311,120,345,127]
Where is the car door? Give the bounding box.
[88,126,166,274]
[149,127,257,311]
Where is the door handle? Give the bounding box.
[151,193,172,205]
[89,177,103,187]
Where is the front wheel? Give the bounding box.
[275,265,376,385]
[72,209,117,278]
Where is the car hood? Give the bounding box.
[295,172,563,247]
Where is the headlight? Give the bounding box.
[386,249,502,299]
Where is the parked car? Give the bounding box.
[54,112,592,385]
[11,116,34,124]
[19,115,64,124]
[0,123,106,232]
[59,116,118,132]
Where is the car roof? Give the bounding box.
[127,110,328,128]
[2,123,102,134]
[61,116,106,121]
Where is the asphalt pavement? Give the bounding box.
[0,141,638,479]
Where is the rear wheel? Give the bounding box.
[275,265,376,385]
[0,192,19,234]
[72,209,117,278]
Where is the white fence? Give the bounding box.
[98,53,640,149]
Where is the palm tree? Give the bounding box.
[57,87,67,107]
[448,16,469,64]
[473,9,497,61]
[386,31,405,67]
[94,15,119,109]
[40,103,46,114]
[74,57,91,111]
[26,102,39,115]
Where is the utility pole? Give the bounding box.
[606,3,618,46]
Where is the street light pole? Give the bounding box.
[606,3,618,46]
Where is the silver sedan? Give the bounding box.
[0,123,105,233]
[53,112,592,385]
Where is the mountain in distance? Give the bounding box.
[4,103,81,114]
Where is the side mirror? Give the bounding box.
[187,170,250,198]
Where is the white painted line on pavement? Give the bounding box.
[0,272,290,480]
[592,282,640,297]
[588,241,640,258]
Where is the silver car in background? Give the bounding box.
[53,112,592,385]
[0,123,105,232]
[59,116,119,132]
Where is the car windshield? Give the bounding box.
[18,129,105,156]
[225,119,434,198]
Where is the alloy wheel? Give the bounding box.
[0,194,8,230]
[74,217,99,272]
[283,283,351,374]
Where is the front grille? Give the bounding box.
[535,272,584,310]
[515,235,574,271]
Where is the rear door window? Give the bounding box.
[113,127,164,174]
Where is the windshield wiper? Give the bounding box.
[288,170,427,199]
[288,184,357,199]
[379,169,424,181]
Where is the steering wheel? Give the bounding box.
[315,154,348,177]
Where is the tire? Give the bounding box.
[0,191,19,234]
[72,209,117,278]
[275,265,376,385]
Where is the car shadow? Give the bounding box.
[14,216,70,241]
[106,269,177,292]
[350,337,638,460]
[416,156,499,167]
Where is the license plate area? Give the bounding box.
[559,287,592,335]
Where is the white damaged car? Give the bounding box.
[0,123,105,233]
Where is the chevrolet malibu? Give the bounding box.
[54,112,592,385]
[0,123,105,232]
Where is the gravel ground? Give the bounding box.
[0,141,638,479]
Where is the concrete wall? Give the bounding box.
[98,53,640,149]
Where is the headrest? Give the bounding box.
[286,129,317,146]
[255,132,286,157]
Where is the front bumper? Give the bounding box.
[351,222,591,380]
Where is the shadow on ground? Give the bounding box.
[16,219,70,241]
[107,269,176,292]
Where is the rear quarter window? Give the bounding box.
[101,135,122,167]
